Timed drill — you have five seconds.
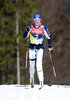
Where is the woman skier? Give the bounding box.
[23,14,53,89]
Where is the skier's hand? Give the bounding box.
[48,47,54,54]
[26,26,30,32]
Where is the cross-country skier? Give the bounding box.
[23,14,53,89]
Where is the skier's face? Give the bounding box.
[34,18,41,26]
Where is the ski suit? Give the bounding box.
[23,23,52,87]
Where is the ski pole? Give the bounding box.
[49,50,59,87]
[24,50,28,88]
[25,51,28,69]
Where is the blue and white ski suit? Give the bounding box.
[23,23,52,86]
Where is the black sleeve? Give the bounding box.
[47,35,52,48]
[23,30,28,39]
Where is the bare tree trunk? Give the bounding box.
[16,0,20,84]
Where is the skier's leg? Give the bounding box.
[29,49,36,87]
[29,60,35,87]
[36,49,44,87]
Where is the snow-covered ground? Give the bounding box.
[0,84,70,100]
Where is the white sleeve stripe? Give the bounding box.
[44,29,50,39]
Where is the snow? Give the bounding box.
[0,84,70,100]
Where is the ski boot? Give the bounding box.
[39,81,44,90]
[30,78,34,88]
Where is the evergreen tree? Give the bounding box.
[0,0,37,84]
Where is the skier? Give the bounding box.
[23,14,53,89]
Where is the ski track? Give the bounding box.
[22,85,39,100]
[0,85,70,100]
[18,89,27,100]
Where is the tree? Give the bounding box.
[0,0,37,84]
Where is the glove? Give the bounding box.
[26,26,30,32]
[48,47,54,54]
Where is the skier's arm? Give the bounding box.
[44,26,50,39]
[47,35,52,48]
[44,26,53,53]
[23,25,31,39]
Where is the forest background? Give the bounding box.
[0,0,70,85]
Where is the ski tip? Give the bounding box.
[39,85,44,90]
[39,87,42,90]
